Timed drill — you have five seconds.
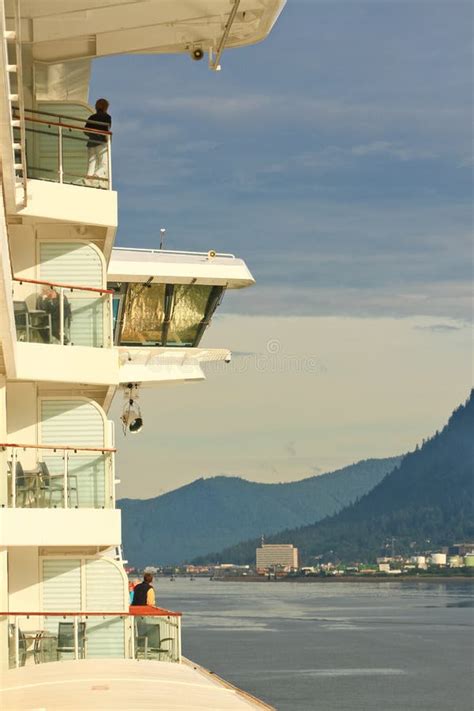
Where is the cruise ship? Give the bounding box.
[0,1,285,708]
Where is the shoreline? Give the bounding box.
[211,575,474,584]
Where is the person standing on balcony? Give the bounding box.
[84,98,111,188]
[131,572,156,606]
[38,285,72,344]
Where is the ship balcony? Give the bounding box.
[12,107,117,227]
[1,442,116,511]
[16,107,112,190]
[5,608,182,669]
[11,277,119,384]
[12,277,113,349]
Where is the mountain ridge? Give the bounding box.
[119,456,402,566]
[195,392,474,565]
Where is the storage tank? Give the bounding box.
[411,556,427,568]
[430,553,447,566]
[464,554,474,568]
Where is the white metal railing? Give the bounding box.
[12,277,114,348]
[1,443,116,510]
[3,609,182,668]
[1,0,28,204]
[113,247,236,259]
[13,107,112,190]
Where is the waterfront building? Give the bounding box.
[256,544,299,572]
[430,553,447,566]
[448,543,474,557]
[410,555,428,569]
[0,1,285,708]
[464,554,474,568]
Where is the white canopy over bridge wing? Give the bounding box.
[10,0,286,64]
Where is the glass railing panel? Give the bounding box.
[42,452,112,509]
[6,615,129,667]
[12,279,112,348]
[63,129,110,189]
[68,295,105,347]
[4,612,181,667]
[133,614,181,663]
[85,615,127,659]
[15,107,112,190]
[43,615,75,662]
[3,445,115,510]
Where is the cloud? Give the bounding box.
[231,282,473,321]
[350,141,437,161]
[148,95,274,119]
[174,140,220,154]
[414,323,467,333]
[93,0,471,323]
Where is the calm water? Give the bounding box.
[157,578,474,711]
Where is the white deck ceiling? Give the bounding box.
[10,0,286,63]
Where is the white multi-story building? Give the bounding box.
[256,543,299,571]
[0,2,285,708]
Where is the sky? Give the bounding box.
[91,0,473,498]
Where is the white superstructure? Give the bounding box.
[0,2,284,708]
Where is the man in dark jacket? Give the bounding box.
[84,98,111,187]
[131,572,156,606]
[38,285,72,343]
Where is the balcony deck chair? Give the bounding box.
[57,622,86,659]
[15,461,39,507]
[135,619,174,661]
[38,461,79,508]
[13,301,52,343]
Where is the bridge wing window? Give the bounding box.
[166,284,213,346]
[120,283,166,345]
[113,282,222,347]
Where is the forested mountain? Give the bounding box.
[196,392,474,565]
[119,456,401,566]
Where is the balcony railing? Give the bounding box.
[13,107,112,190]
[3,607,182,668]
[13,277,113,348]
[1,443,116,510]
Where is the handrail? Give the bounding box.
[13,108,111,135]
[0,442,116,453]
[2,607,182,618]
[23,106,95,124]
[113,247,236,259]
[13,276,113,295]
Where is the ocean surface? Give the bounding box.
[157,578,474,711]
